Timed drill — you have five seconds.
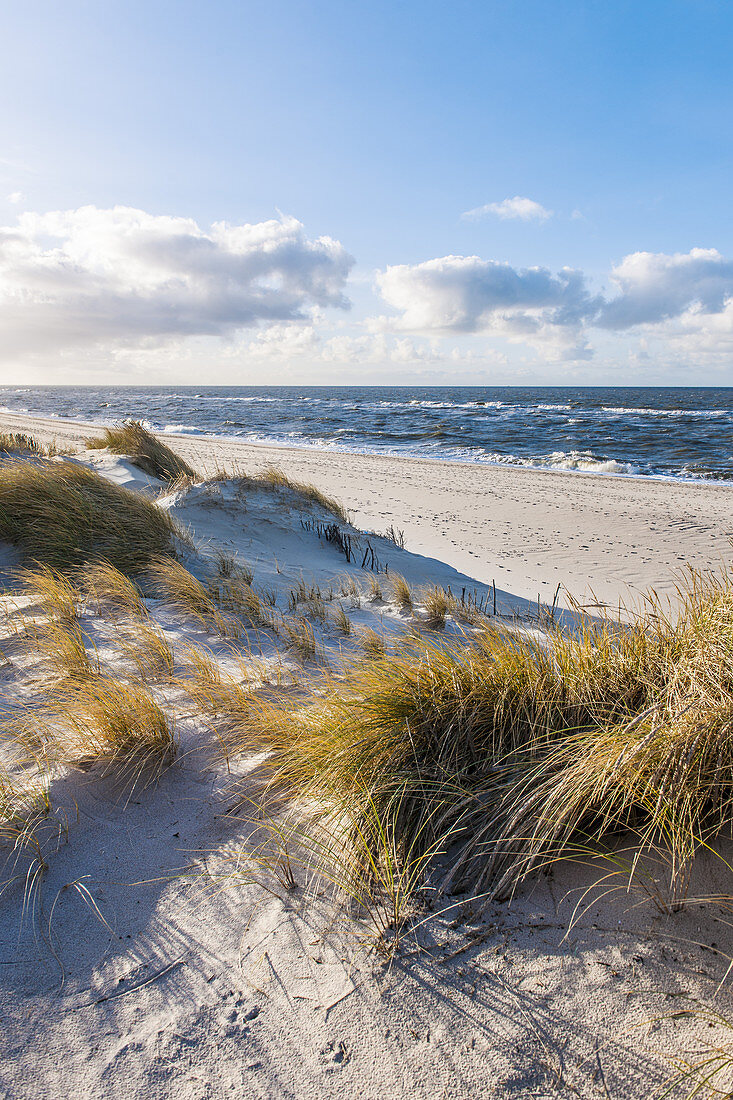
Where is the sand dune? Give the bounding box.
[0,416,731,1098]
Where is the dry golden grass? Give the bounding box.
[0,461,175,573]
[179,644,255,726]
[0,432,58,457]
[366,575,383,602]
[86,420,196,483]
[235,465,348,523]
[226,567,733,916]
[332,603,352,635]
[210,576,269,628]
[389,573,413,612]
[281,615,321,661]
[422,585,451,629]
[48,676,177,781]
[28,619,99,683]
[19,565,79,625]
[0,723,51,862]
[145,556,238,638]
[359,627,387,658]
[81,560,148,619]
[213,549,254,585]
[118,619,176,682]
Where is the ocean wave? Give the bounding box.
[160,423,207,435]
[600,406,727,418]
[489,450,637,475]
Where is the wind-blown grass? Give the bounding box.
[47,676,177,781]
[0,461,175,573]
[228,567,733,915]
[86,421,196,483]
[144,556,238,638]
[19,565,80,625]
[81,559,148,619]
[236,465,348,523]
[0,432,58,457]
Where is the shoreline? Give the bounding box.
[4,403,732,487]
[2,407,732,608]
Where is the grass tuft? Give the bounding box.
[19,565,80,625]
[389,573,413,612]
[0,432,59,457]
[235,465,348,523]
[86,421,196,483]
[0,461,175,573]
[422,585,451,629]
[227,566,733,916]
[50,676,177,780]
[359,627,387,659]
[81,560,148,619]
[145,556,238,638]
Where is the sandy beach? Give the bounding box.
[1,408,731,611]
[0,414,732,1099]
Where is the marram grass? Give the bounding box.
[235,464,348,523]
[0,461,175,573]
[86,420,196,483]
[227,567,733,913]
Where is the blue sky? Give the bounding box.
[1,0,732,384]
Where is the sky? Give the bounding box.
[1,0,733,386]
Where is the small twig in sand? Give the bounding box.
[323,981,356,1020]
[70,953,188,1010]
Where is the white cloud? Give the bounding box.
[373,246,733,366]
[461,196,553,222]
[0,205,353,358]
[599,247,733,329]
[376,255,598,335]
[6,191,23,205]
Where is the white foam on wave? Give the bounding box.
[161,423,206,435]
[601,406,726,418]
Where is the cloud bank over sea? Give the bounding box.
[2,203,733,384]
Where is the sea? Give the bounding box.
[1,385,732,484]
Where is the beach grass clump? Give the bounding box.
[0,432,55,457]
[332,603,352,635]
[0,762,51,867]
[118,619,176,682]
[390,574,413,612]
[49,676,176,779]
[179,645,256,726]
[0,461,176,573]
[422,585,451,629]
[81,560,148,619]
[86,421,196,484]
[237,465,348,523]
[229,567,733,912]
[210,576,269,628]
[281,615,320,662]
[366,575,383,602]
[29,619,99,683]
[145,556,238,638]
[359,627,387,659]
[19,565,80,625]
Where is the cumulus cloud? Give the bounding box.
[0,205,353,357]
[6,191,23,205]
[376,255,598,335]
[461,196,552,222]
[374,246,733,364]
[599,248,733,329]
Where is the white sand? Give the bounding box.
[0,415,732,1098]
